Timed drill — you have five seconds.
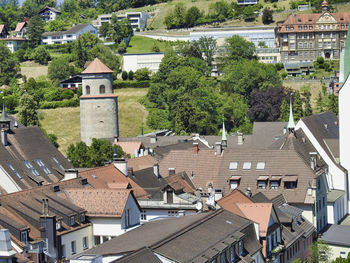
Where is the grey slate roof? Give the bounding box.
[83,209,262,262]
[0,126,72,192]
[320,224,350,247]
[42,24,93,37]
[327,189,345,202]
[251,122,288,148]
[113,247,161,263]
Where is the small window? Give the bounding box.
[56,220,61,230]
[8,163,21,179]
[83,236,88,250]
[238,241,244,256]
[86,85,90,95]
[258,181,266,189]
[62,244,66,259]
[52,157,64,170]
[24,161,40,176]
[271,181,279,189]
[340,252,347,259]
[20,231,27,244]
[230,245,236,262]
[141,210,147,220]
[285,181,297,189]
[230,180,239,190]
[256,162,265,170]
[35,159,51,175]
[69,216,75,226]
[229,162,238,170]
[99,85,105,94]
[80,214,85,223]
[71,241,76,255]
[243,162,251,170]
[168,210,178,217]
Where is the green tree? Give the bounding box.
[32,46,50,65]
[262,8,273,24]
[26,15,45,48]
[60,89,74,100]
[109,15,133,44]
[279,98,289,121]
[46,19,69,32]
[89,44,120,75]
[293,91,304,121]
[221,35,257,64]
[197,36,216,67]
[128,70,134,80]
[87,138,114,167]
[164,3,186,29]
[67,141,90,167]
[134,68,151,81]
[0,44,19,85]
[185,6,202,27]
[308,241,332,263]
[99,22,111,38]
[122,71,128,80]
[18,93,38,126]
[48,57,76,83]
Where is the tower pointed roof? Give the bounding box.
[222,119,227,142]
[81,58,113,74]
[0,100,10,123]
[287,96,295,130]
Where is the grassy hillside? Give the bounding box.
[126,35,174,53]
[283,81,323,108]
[40,88,151,155]
[20,61,49,80]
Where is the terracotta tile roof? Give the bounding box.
[0,37,26,41]
[81,58,113,74]
[115,141,143,156]
[164,172,196,194]
[78,163,150,198]
[279,12,350,33]
[158,149,223,192]
[14,22,26,32]
[127,155,157,171]
[64,188,132,217]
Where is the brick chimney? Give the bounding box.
[193,142,199,153]
[114,158,127,176]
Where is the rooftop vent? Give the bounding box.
[80,178,88,185]
[53,185,60,192]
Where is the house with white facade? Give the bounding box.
[63,188,141,246]
[122,53,164,73]
[41,24,97,45]
[0,37,26,53]
[92,12,149,31]
[38,6,61,22]
[14,21,27,38]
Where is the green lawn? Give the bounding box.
[40,88,152,155]
[126,35,174,53]
[20,61,48,80]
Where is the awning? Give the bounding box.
[270,176,282,181]
[230,176,242,180]
[283,175,298,182]
[257,175,269,180]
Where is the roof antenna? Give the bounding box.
[287,93,295,134]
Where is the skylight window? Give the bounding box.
[243,162,251,170]
[256,162,266,170]
[229,162,238,170]
[8,163,21,179]
[35,159,51,175]
[52,157,64,170]
[24,161,40,176]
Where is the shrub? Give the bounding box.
[128,70,134,80]
[134,68,151,81]
[40,97,79,109]
[122,71,128,80]
[43,87,61,101]
[113,80,150,89]
[32,46,51,65]
[60,89,75,100]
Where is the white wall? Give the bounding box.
[121,194,141,228]
[60,225,93,260]
[90,218,123,237]
[339,78,350,208]
[123,53,164,73]
[293,204,314,226]
[328,194,346,224]
[328,244,350,261]
[0,165,22,193]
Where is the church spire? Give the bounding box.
[287,93,295,133]
[221,118,227,148]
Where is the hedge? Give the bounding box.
[113,80,150,89]
[40,98,79,109]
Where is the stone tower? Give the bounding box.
[80,58,119,146]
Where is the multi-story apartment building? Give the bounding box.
[277,0,350,62]
[92,12,149,31]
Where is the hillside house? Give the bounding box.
[14,21,27,38]
[38,6,61,22]
[41,24,97,45]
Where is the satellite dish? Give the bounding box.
[196,201,203,211]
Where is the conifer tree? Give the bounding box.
[279,98,289,121]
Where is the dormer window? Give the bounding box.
[69,216,75,226]
[230,176,241,190]
[271,181,279,190]
[56,220,61,230]
[80,214,85,223]
[284,176,298,189]
[258,180,267,189]
[238,241,244,256]
[20,231,28,244]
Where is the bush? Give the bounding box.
[122,71,128,80]
[61,89,75,100]
[43,87,61,101]
[113,80,150,89]
[118,41,127,54]
[32,46,51,65]
[128,70,134,80]
[134,68,151,81]
[40,97,79,109]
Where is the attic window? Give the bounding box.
[8,163,21,179]
[243,162,251,170]
[229,162,238,170]
[24,161,40,176]
[69,216,75,226]
[52,157,64,170]
[256,162,265,170]
[80,214,85,223]
[35,159,51,175]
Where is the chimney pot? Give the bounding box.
[114,158,128,176]
[309,152,317,170]
[215,142,222,155]
[237,133,243,145]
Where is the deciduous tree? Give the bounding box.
[18,93,38,126]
